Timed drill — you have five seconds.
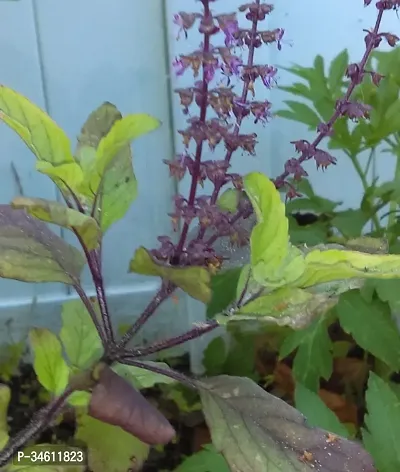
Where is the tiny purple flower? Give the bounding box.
[259,65,278,88]
[172,57,187,76]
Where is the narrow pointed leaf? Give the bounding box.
[0,205,85,284]
[198,375,376,472]
[0,85,83,192]
[336,290,400,371]
[295,383,349,438]
[362,373,400,472]
[280,317,333,391]
[129,247,211,303]
[11,197,100,250]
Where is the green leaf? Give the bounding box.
[336,290,400,371]
[0,205,85,284]
[288,218,329,246]
[294,245,400,289]
[0,384,10,449]
[227,286,335,330]
[278,83,313,100]
[280,317,333,391]
[198,375,375,472]
[129,246,211,303]
[59,300,103,371]
[217,188,241,213]
[328,49,349,93]
[276,100,321,128]
[206,268,241,318]
[0,85,83,192]
[29,328,69,395]
[112,361,176,389]
[331,209,369,237]
[285,194,339,214]
[202,337,227,375]
[76,103,160,232]
[75,414,149,472]
[295,383,349,438]
[362,372,400,472]
[173,444,230,472]
[11,197,100,250]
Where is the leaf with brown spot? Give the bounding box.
[0,205,85,284]
[198,375,376,472]
[89,365,175,445]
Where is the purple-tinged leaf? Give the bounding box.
[0,205,84,284]
[89,365,175,445]
[199,375,376,472]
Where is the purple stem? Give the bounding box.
[175,0,212,255]
[61,188,115,346]
[197,0,261,241]
[273,8,385,188]
[117,357,198,389]
[0,387,75,466]
[123,319,219,357]
[115,282,175,349]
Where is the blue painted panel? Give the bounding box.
[0,0,65,304]
[33,0,177,291]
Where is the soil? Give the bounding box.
[4,211,389,470]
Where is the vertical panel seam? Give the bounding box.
[31,0,70,294]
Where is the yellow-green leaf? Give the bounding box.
[75,415,149,472]
[0,85,83,191]
[129,246,211,303]
[244,172,292,284]
[228,286,335,329]
[11,197,100,250]
[76,103,159,231]
[29,328,69,395]
[295,247,400,289]
[112,361,176,390]
[217,188,241,213]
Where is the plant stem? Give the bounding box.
[175,0,211,255]
[117,357,198,389]
[196,0,261,242]
[90,247,115,347]
[115,282,175,350]
[61,188,114,345]
[124,319,219,357]
[274,8,385,187]
[0,387,74,466]
[348,150,381,231]
[73,283,108,345]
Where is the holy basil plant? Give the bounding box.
[0,0,399,470]
[0,84,383,472]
